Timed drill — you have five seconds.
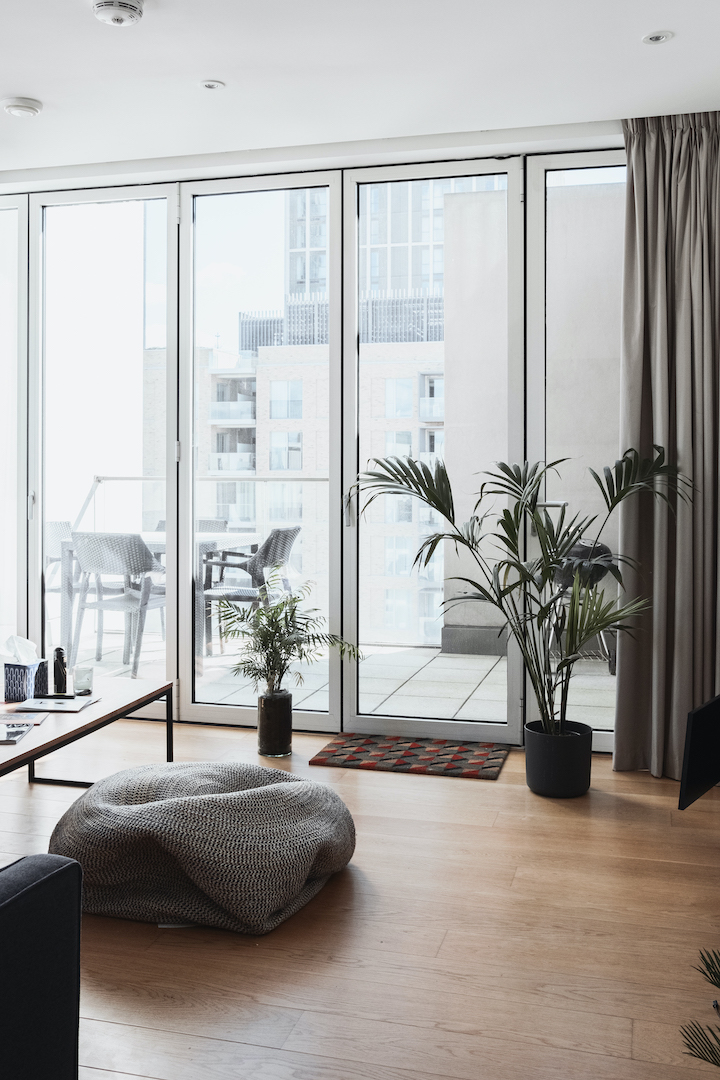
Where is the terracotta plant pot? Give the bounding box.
[257,691,292,757]
[524,719,592,798]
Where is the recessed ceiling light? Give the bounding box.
[201,80,226,91]
[642,31,674,44]
[2,98,42,118]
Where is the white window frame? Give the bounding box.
[177,170,342,731]
[0,195,29,639]
[27,183,180,714]
[526,148,627,753]
[343,157,526,742]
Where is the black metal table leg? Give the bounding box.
[166,688,174,762]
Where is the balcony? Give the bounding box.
[208,452,256,473]
[209,400,256,423]
[418,452,442,469]
[419,396,444,421]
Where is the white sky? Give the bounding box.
[194,189,285,351]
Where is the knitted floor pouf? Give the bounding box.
[48,761,355,935]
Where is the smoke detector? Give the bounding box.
[93,0,144,26]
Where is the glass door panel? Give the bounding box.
[41,197,168,681]
[530,156,627,748]
[0,204,21,641]
[353,169,520,735]
[192,187,330,716]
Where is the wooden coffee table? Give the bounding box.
[0,677,173,788]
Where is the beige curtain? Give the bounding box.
[614,113,720,778]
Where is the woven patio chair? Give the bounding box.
[202,526,301,655]
[70,532,166,677]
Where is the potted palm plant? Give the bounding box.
[217,576,359,757]
[356,447,689,797]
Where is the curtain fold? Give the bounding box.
[615,113,720,778]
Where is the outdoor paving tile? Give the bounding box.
[423,654,499,670]
[211,688,258,707]
[477,669,508,687]
[569,675,617,690]
[359,651,436,669]
[379,695,467,719]
[357,677,415,694]
[296,690,329,711]
[455,697,508,721]
[564,704,616,725]
[406,668,484,686]
[398,679,479,697]
[566,687,616,706]
[460,683,507,702]
[357,695,388,714]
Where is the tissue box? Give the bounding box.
[4,659,48,703]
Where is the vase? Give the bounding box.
[257,691,292,757]
[524,720,592,798]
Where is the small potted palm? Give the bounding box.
[356,447,689,797]
[217,575,359,757]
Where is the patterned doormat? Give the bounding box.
[309,733,510,780]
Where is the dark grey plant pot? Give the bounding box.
[258,691,292,757]
[524,720,592,798]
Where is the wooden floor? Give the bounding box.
[2,720,720,1079]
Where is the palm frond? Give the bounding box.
[681,1021,720,1067]
[355,455,455,523]
[695,951,720,990]
[589,445,693,517]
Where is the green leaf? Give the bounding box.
[681,1021,720,1068]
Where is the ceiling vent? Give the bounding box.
[93,0,144,26]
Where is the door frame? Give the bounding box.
[176,170,343,731]
[526,148,627,753]
[341,157,526,742]
[27,183,180,709]
[0,195,29,640]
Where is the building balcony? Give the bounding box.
[419,396,444,421]
[209,400,256,423]
[418,452,442,469]
[208,452,256,473]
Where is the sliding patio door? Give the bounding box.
[29,186,178,687]
[527,150,627,752]
[18,152,627,737]
[342,159,525,742]
[0,196,27,643]
[178,173,341,729]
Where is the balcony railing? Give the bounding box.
[419,397,444,421]
[208,453,256,472]
[418,452,443,469]
[209,400,256,422]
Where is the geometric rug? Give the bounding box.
[309,733,510,780]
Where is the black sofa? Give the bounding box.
[0,853,82,1080]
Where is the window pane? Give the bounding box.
[545,165,626,734]
[193,186,329,711]
[358,172,509,722]
[0,209,18,641]
[43,199,167,681]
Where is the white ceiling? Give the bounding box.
[1,0,719,174]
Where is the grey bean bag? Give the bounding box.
[48,761,355,935]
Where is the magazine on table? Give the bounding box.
[16,696,100,713]
[7,711,48,725]
[0,722,33,744]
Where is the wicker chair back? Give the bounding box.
[71,533,161,577]
[243,527,301,588]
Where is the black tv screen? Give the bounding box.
[678,693,720,810]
